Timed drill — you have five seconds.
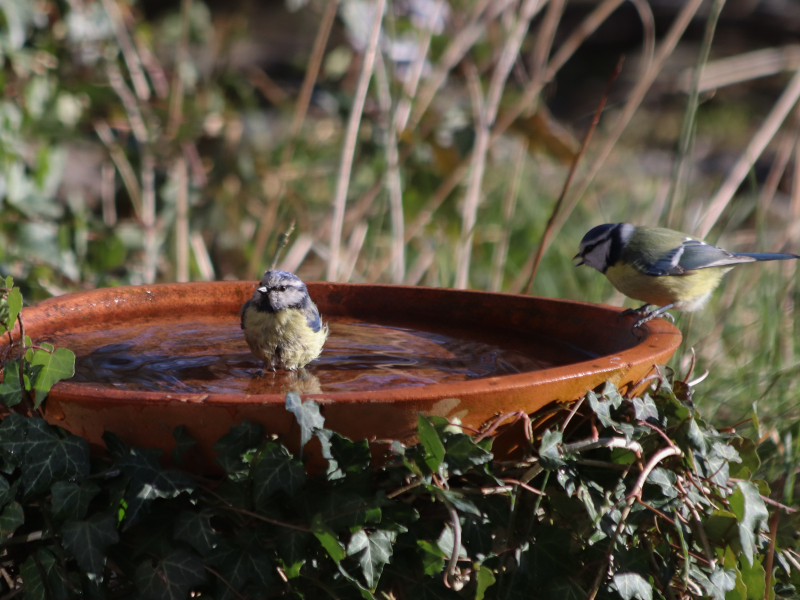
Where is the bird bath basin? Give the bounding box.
[11,282,681,469]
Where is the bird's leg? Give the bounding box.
[618,304,651,320]
[633,304,675,329]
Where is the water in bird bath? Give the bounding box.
[42,315,593,395]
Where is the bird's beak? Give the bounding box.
[257,286,268,293]
[573,253,584,267]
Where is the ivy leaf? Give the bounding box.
[277,530,310,579]
[2,417,91,498]
[645,468,678,498]
[0,501,23,541]
[19,548,70,600]
[30,347,76,407]
[418,415,445,473]
[444,434,493,475]
[253,443,305,508]
[475,565,496,600]
[0,360,23,407]
[417,539,446,575]
[613,572,652,600]
[312,513,346,563]
[171,425,196,466]
[102,431,128,461]
[347,529,396,589]
[729,481,769,567]
[4,287,22,333]
[206,535,272,599]
[285,393,325,451]
[538,429,564,469]
[544,578,589,600]
[329,433,371,476]
[740,556,766,600]
[174,510,221,556]
[51,481,101,521]
[116,448,194,528]
[0,476,17,508]
[62,513,120,575]
[587,390,619,430]
[632,395,659,424]
[707,567,737,600]
[213,420,264,479]
[135,548,206,600]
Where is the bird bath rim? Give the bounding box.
[18,281,682,407]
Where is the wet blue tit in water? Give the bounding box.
[240,270,328,370]
[574,223,800,328]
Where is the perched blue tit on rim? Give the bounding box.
[574,223,800,328]
[240,270,328,371]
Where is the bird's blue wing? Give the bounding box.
[636,238,755,276]
[240,298,255,329]
[303,303,323,332]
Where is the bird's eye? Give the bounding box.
[278,286,286,292]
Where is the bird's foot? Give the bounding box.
[632,304,675,330]
[618,304,651,321]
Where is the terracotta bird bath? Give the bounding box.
[9,282,681,469]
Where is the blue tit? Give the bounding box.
[574,223,800,327]
[240,270,329,371]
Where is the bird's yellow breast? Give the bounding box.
[604,263,730,310]
[242,306,328,370]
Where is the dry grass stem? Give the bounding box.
[142,151,158,284]
[393,0,446,133]
[134,33,169,98]
[530,0,564,79]
[680,45,800,92]
[106,62,148,143]
[408,0,514,132]
[628,0,655,78]
[247,67,289,106]
[759,128,797,217]
[405,244,436,285]
[190,232,215,281]
[489,139,527,291]
[166,0,193,140]
[94,120,143,218]
[375,53,406,284]
[101,0,151,101]
[524,57,622,294]
[697,66,800,238]
[101,162,117,227]
[548,0,705,249]
[285,0,340,158]
[666,0,725,227]
[327,0,386,282]
[280,234,315,273]
[340,221,369,282]
[455,60,488,289]
[175,157,190,283]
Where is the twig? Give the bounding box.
[205,566,248,600]
[441,494,462,589]
[561,396,585,432]
[697,66,800,238]
[501,478,544,495]
[386,478,422,499]
[765,510,779,598]
[587,446,682,600]
[106,62,148,143]
[327,0,386,282]
[523,56,622,294]
[270,221,296,270]
[548,0,706,258]
[628,0,655,79]
[676,479,716,570]
[560,436,643,456]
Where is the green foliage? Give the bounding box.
[0,370,794,599]
[0,278,75,410]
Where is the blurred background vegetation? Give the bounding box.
[2,0,800,431]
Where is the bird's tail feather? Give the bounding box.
[734,252,800,261]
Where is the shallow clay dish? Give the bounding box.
[8,282,681,468]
